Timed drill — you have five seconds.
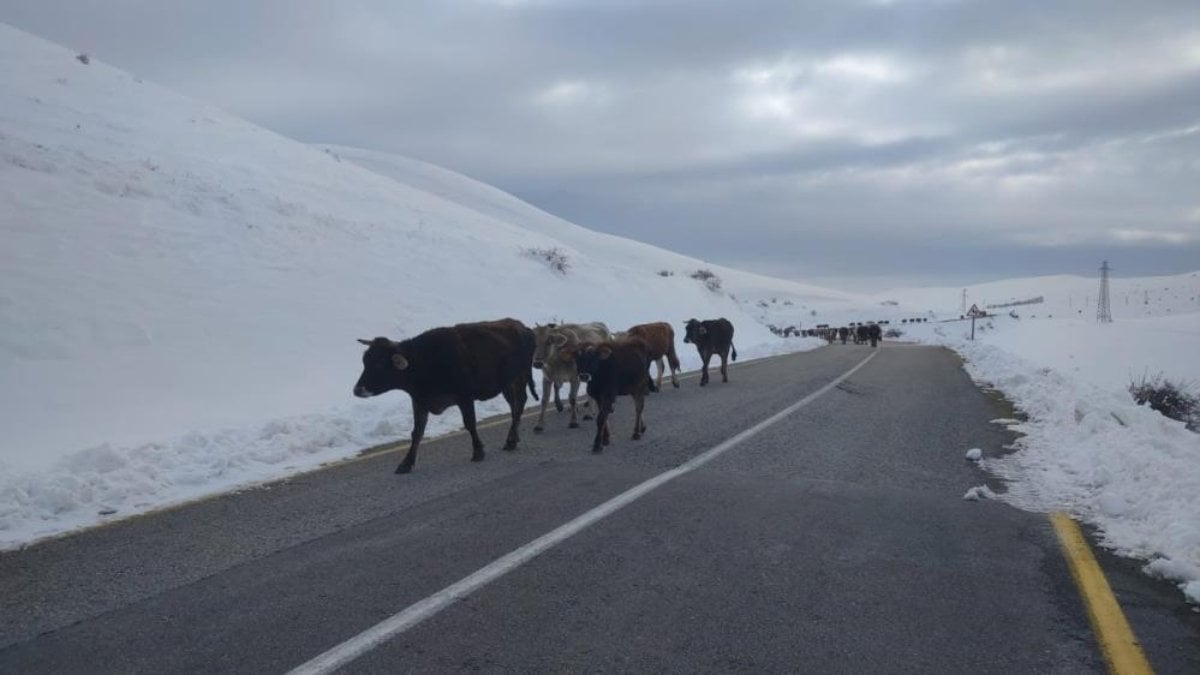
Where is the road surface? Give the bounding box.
[1,344,1196,673]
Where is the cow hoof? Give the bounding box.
[592,446,603,453]
[672,382,680,389]
[555,403,565,413]
[582,414,593,421]
[699,381,708,387]
[533,425,544,433]
[471,453,485,463]
[632,433,641,440]
[569,421,580,429]
[502,443,517,452]
[394,463,413,474]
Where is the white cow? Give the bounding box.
[531,322,611,431]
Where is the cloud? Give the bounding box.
[1110,229,1197,245]
[2,0,1198,283]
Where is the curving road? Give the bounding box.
[1,344,1197,673]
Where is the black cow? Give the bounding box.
[574,339,656,453]
[683,318,738,385]
[837,326,849,344]
[353,318,538,473]
[868,323,882,347]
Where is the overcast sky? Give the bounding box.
[4,0,1199,290]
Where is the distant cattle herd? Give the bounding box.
[353,314,882,473]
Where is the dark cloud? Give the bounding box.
[3,0,1198,288]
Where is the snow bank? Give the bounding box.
[950,339,1200,603]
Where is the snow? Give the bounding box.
[854,245,1200,604]
[964,448,983,462]
[2,23,1198,607]
[0,24,829,549]
[963,485,996,501]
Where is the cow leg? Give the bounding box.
[720,349,730,383]
[632,393,646,440]
[534,375,552,433]
[554,381,564,413]
[700,351,712,386]
[592,405,609,453]
[502,384,524,451]
[568,378,582,428]
[458,400,486,462]
[396,406,429,474]
[653,358,665,390]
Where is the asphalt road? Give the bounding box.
[1,344,1197,673]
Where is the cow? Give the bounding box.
[574,338,657,452]
[625,322,681,389]
[682,318,738,386]
[353,318,538,474]
[837,326,849,344]
[855,324,870,345]
[868,323,882,347]
[531,321,611,431]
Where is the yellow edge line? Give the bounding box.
[1049,512,1154,675]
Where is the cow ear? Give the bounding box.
[550,332,567,346]
[598,346,613,360]
[392,353,410,370]
[357,338,371,345]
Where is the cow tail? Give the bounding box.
[731,342,738,362]
[528,375,539,401]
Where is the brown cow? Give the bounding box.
[682,318,738,385]
[625,321,680,389]
[353,318,538,474]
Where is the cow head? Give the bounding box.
[682,318,705,344]
[574,343,611,382]
[353,337,411,398]
[531,323,560,369]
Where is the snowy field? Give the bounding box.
[1,23,1197,606]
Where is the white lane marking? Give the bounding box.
[287,351,878,675]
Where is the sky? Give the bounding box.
[3,0,1199,290]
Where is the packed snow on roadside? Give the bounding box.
[871,272,1200,603]
[0,24,830,549]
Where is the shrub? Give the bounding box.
[76,53,90,65]
[523,246,569,274]
[1129,374,1198,431]
[657,270,674,277]
[885,329,903,338]
[690,268,722,292]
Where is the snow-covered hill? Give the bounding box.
[873,271,1200,320]
[0,23,843,546]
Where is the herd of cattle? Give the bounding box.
[353,317,738,473]
[809,323,884,347]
